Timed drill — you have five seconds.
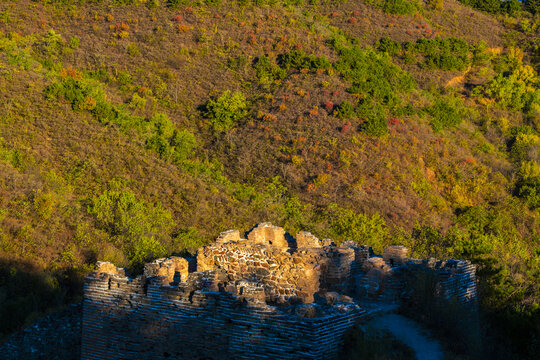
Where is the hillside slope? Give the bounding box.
[0,0,539,358]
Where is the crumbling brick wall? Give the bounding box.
[80,224,478,360]
[356,246,477,304]
[81,266,364,360]
[196,223,356,303]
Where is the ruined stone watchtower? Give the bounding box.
[81,223,477,360]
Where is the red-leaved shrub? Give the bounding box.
[324,101,334,112]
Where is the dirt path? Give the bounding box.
[371,313,444,360]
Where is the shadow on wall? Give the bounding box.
[81,271,363,360]
[401,268,482,356]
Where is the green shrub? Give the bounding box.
[173,227,206,255]
[334,100,355,119]
[326,204,389,252]
[409,221,494,260]
[414,38,471,71]
[34,29,64,67]
[382,0,417,15]
[204,0,222,5]
[32,189,56,220]
[334,46,415,106]
[408,224,449,258]
[151,112,175,139]
[68,36,80,49]
[508,125,536,139]
[394,103,416,116]
[381,37,473,71]
[90,188,174,239]
[167,0,191,8]
[253,55,274,84]
[129,93,146,110]
[426,98,463,132]
[481,66,540,113]
[261,177,306,232]
[204,90,248,132]
[227,56,248,71]
[91,100,121,124]
[526,0,540,14]
[144,113,197,161]
[307,54,331,71]
[357,101,388,137]
[377,37,401,57]
[171,129,197,162]
[89,187,174,268]
[445,226,495,259]
[479,50,540,116]
[458,0,523,15]
[126,43,140,57]
[117,71,132,85]
[509,133,540,163]
[277,50,331,72]
[146,0,161,8]
[426,0,443,10]
[515,161,540,208]
[96,243,128,266]
[472,41,490,66]
[129,235,166,268]
[146,134,171,157]
[253,55,286,85]
[44,76,106,111]
[279,49,309,69]
[45,75,143,128]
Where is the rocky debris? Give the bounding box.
[296,231,321,248]
[96,261,121,275]
[216,229,241,244]
[144,256,189,283]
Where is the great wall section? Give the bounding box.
[0,222,478,359]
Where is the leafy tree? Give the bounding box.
[89,187,173,268]
[334,46,415,106]
[382,0,417,15]
[458,0,522,14]
[334,100,355,119]
[326,204,389,251]
[426,98,463,132]
[515,161,540,208]
[171,129,197,162]
[525,0,540,14]
[377,37,401,56]
[204,90,248,132]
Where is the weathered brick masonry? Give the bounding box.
[81,223,477,360]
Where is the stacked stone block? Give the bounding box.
[383,246,409,266]
[81,265,362,360]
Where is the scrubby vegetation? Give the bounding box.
[458,0,525,15]
[0,0,539,358]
